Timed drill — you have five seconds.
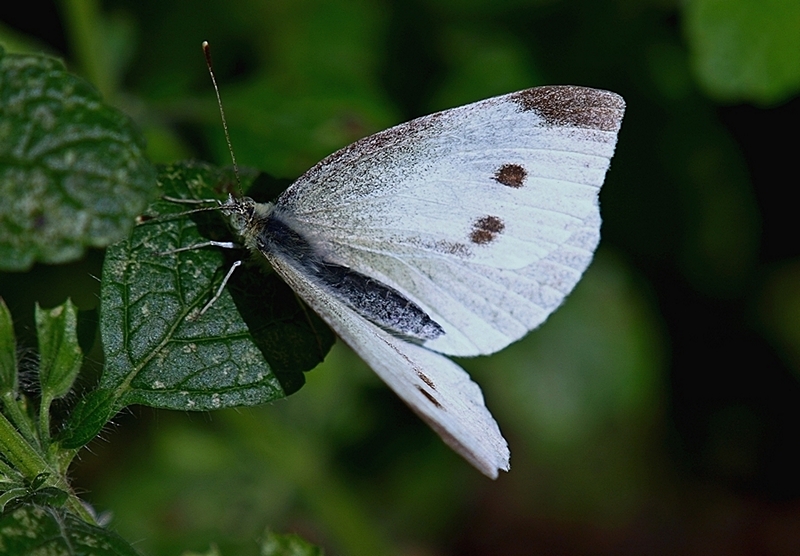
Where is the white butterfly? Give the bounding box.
[215,86,624,478]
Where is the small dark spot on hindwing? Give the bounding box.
[417,386,443,408]
[470,215,505,245]
[494,164,527,188]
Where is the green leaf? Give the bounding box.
[36,300,83,402]
[0,475,71,512]
[260,529,324,556]
[95,162,332,416]
[0,297,16,396]
[0,488,29,514]
[683,0,800,104]
[29,473,49,490]
[0,504,142,556]
[58,389,116,450]
[0,48,158,271]
[19,486,70,508]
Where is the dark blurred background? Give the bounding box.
[1,0,799,554]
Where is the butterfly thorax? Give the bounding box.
[221,195,275,252]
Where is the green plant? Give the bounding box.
[3,0,798,552]
[0,47,327,554]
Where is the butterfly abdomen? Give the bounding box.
[259,214,444,341]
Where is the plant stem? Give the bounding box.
[60,0,111,98]
[0,410,96,523]
[0,410,52,482]
[0,455,19,480]
[38,393,53,445]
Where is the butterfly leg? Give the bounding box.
[162,240,239,255]
[198,260,243,316]
[159,240,244,317]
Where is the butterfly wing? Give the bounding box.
[264,250,510,478]
[273,86,625,356]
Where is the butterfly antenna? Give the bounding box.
[202,40,242,197]
[135,201,226,226]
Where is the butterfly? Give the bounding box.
[202,85,624,478]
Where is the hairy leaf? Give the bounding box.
[58,389,116,450]
[36,300,82,402]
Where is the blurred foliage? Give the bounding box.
[684,0,800,105]
[0,0,799,555]
[0,48,157,271]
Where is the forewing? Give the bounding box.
[266,251,510,478]
[275,86,625,356]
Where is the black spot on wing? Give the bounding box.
[416,371,436,390]
[470,215,505,245]
[417,386,443,408]
[494,164,527,188]
[509,86,625,132]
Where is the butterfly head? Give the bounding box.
[220,195,275,247]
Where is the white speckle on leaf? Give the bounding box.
[155,348,169,366]
[32,104,56,130]
[211,393,221,408]
[183,392,195,409]
[152,380,165,389]
[186,308,202,321]
[241,347,261,366]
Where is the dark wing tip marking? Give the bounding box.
[417,386,443,408]
[494,163,527,188]
[510,86,625,132]
[470,215,505,245]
